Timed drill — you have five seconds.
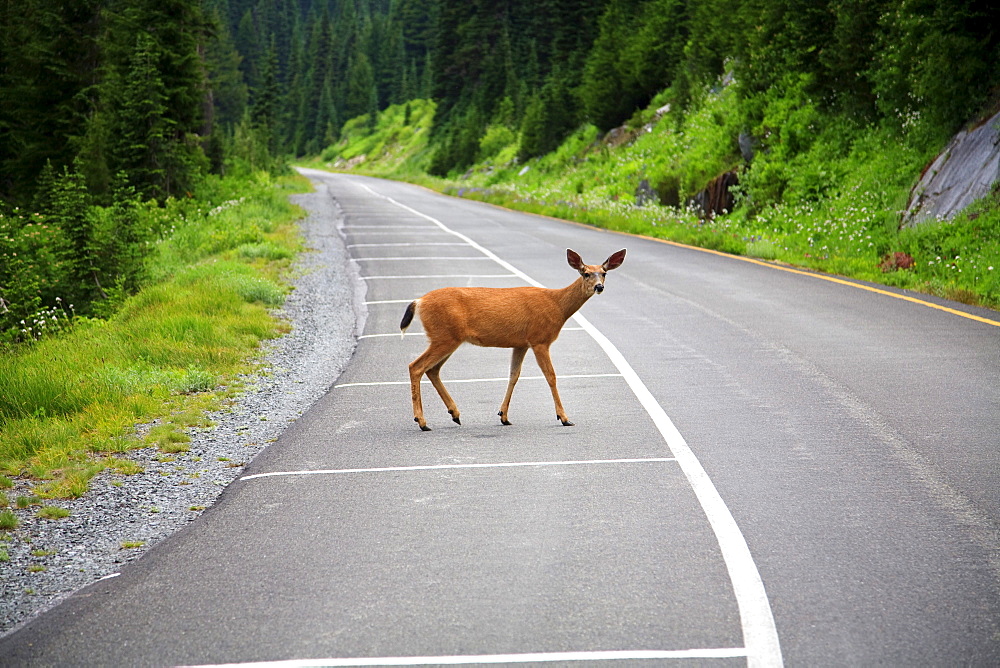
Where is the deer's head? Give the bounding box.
[567,248,627,295]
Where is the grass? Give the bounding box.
[0,510,17,530]
[36,505,70,520]
[0,170,309,498]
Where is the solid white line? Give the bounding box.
[348,242,470,248]
[365,299,415,305]
[361,274,515,280]
[185,647,746,667]
[343,225,439,229]
[352,256,493,261]
[334,373,623,388]
[355,182,784,668]
[240,458,676,482]
[358,326,585,339]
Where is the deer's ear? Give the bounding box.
[603,249,626,271]
[567,249,584,271]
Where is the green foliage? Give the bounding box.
[0,511,17,531]
[36,506,70,520]
[314,100,437,177]
[0,171,306,494]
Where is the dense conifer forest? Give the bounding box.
[2,0,999,337]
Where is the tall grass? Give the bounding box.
[0,171,307,497]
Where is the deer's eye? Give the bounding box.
[582,272,591,278]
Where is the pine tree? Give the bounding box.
[107,32,172,199]
[0,0,101,205]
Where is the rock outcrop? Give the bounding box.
[903,109,1000,227]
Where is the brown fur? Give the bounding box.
[402,248,626,430]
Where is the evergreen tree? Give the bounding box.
[106,32,173,200]
[581,0,641,131]
[345,48,377,122]
[0,0,101,205]
[205,5,248,130]
[252,37,281,154]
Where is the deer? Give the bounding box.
[399,248,626,430]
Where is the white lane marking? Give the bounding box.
[348,242,470,248]
[241,458,676,482]
[185,647,746,667]
[342,225,439,229]
[361,274,515,280]
[334,373,623,388]
[342,231,453,236]
[358,326,585,339]
[352,256,494,261]
[355,182,784,668]
[365,299,415,305]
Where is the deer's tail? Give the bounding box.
[399,300,418,338]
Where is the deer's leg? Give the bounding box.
[409,341,460,431]
[498,346,528,425]
[426,354,461,425]
[532,343,573,426]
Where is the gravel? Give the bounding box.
[0,180,364,637]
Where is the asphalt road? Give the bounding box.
[2,170,999,667]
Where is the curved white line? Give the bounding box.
[354,180,783,667]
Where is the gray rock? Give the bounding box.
[903,110,1000,227]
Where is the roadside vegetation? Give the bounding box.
[0,171,305,498]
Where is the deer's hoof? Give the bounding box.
[452,416,461,425]
[420,424,432,431]
[560,419,575,427]
[499,411,512,426]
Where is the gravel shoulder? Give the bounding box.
[0,178,363,636]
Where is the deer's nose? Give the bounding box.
[594,283,604,294]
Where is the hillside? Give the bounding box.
[311,81,1000,309]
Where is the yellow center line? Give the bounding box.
[642,236,1000,328]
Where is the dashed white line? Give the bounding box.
[240,458,676,482]
[334,374,622,387]
[360,274,515,280]
[358,326,585,339]
[333,373,624,388]
[352,256,494,261]
[348,242,470,248]
[185,647,747,667]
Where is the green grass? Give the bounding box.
[0,170,309,497]
[0,510,17,530]
[36,505,70,520]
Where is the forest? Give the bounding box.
[2,0,1000,342]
